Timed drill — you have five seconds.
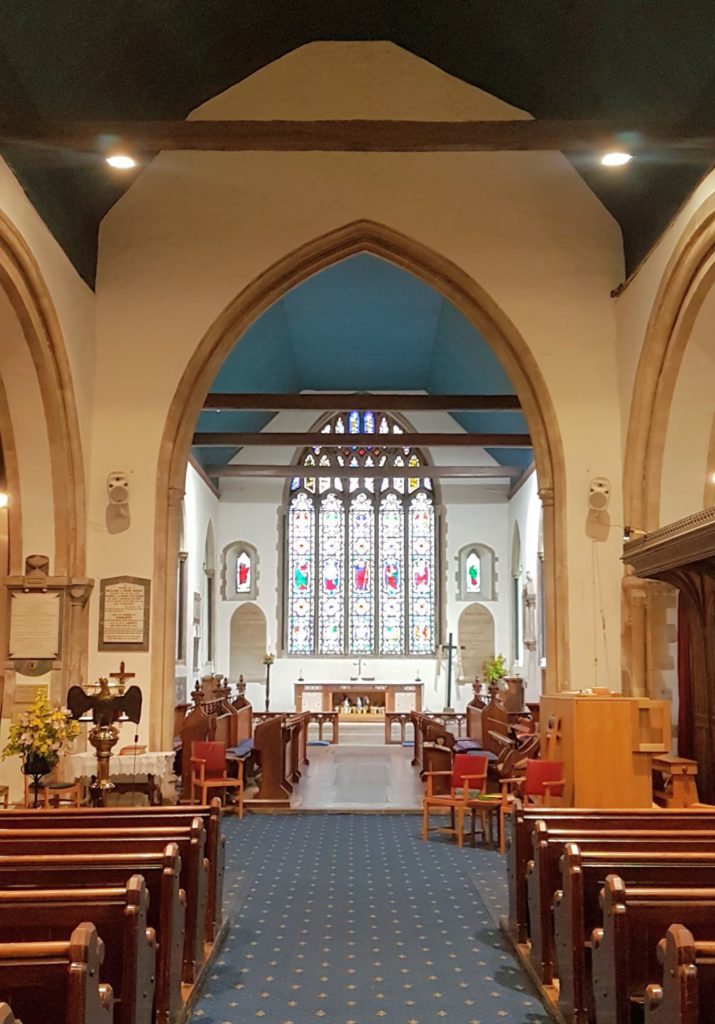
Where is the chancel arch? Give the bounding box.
[153,220,567,746]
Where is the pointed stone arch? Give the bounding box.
[151,219,568,745]
[0,209,88,693]
[624,193,715,533]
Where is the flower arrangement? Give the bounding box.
[482,653,508,687]
[2,688,79,773]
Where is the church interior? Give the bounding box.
[0,4,714,1023]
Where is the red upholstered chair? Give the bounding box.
[190,740,244,818]
[497,758,564,852]
[422,753,489,848]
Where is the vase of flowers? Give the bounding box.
[3,688,79,807]
[482,653,508,691]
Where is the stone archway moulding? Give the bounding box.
[152,219,569,747]
[0,210,87,579]
[624,194,715,534]
[0,209,89,694]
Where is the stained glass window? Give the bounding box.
[287,491,315,654]
[285,411,438,655]
[236,551,252,593]
[465,550,481,594]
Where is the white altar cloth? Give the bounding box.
[64,751,175,787]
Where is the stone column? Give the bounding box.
[538,485,561,694]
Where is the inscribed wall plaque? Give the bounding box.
[9,591,61,660]
[99,576,150,651]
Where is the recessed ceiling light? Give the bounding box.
[601,151,633,167]
[106,154,137,170]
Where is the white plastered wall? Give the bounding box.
[90,42,625,725]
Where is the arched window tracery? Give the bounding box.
[286,410,437,656]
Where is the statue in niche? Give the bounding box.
[523,571,537,650]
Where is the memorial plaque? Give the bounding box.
[99,576,150,651]
[9,591,61,660]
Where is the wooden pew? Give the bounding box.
[507,804,715,943]
[0,846,184,1024]
[644,925,715,1024]
[592,876,715,1024]
[0,823,207,986]
[467,685,509,754]
[0,922,113,1024]
[528,819,715,984]
[251,713,308,806]
[0,875,155,1024]
[553,844,715,1024]
[0,801,226,943]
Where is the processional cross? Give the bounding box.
[441,632,464,712]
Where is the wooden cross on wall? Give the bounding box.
[441,632,465,712]
[109,661,135,695]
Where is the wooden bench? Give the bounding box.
[507,804,715,943]
[644,925,715,1024]
[592,876,715,1024]
[0,800,225,942]
[0,846,184,1024]
[0,875,155,1024]
[527,819,715,983]
[553,844,715,1024]
[0,823,207,987]
[0,922,113,1024]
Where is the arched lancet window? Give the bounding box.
[285,410,438,656]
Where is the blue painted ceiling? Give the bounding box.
[195,253,532,475]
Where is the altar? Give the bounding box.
[294,681,422,719]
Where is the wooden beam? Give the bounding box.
[2,119,711,155]
[211,464,518,479]
[203,392,522,411]
[192,431,532,448]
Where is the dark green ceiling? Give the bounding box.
[2,0,715,285]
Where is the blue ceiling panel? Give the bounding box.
[485,448,534,471]
[427,300,515,395]
[195,253,532,478]
[210,299,300,394]
[196,410,274,434]
[282,254,443,391]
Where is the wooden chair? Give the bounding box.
[24,766,82,809]
[422,753,489,848]
[190,740,244,817]
[497,758,564,853]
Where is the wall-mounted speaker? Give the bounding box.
[107,472,130,514]
[587,477,611,512]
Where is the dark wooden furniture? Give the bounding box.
[0,876,155,1024]
[0,923,113,1024]
[592,875,715,1024]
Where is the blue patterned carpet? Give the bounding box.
[194,814,548,1024]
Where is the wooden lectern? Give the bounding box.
[539,692,671,807]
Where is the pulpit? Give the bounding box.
[539,692,671,807]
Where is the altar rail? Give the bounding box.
[384,710,467,746]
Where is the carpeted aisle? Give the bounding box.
[194,814,548,1024]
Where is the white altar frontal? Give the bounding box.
[294,681,422,719]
